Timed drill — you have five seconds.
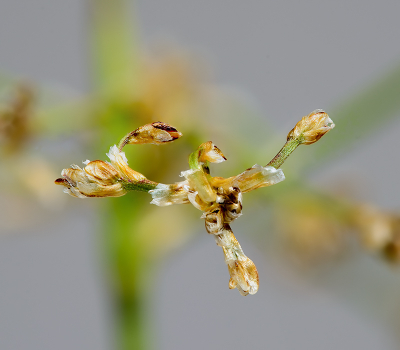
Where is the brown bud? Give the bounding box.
[120,122,182,148]
[287,109,335,145]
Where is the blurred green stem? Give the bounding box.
[101,196,154,350]
[90,0,139,98]
[90,0,151,349]
[116,278,149,350]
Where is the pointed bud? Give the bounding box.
[119,122,182,149]
[287,109,335,145]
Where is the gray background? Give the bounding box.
[1,1,400,349]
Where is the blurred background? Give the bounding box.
[1,0,400,349]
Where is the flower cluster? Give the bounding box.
[150,141,285,295]
[55,110,334,295]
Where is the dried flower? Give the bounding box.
[55,160,126,198]
[202,187,258,295]
[352,205,400,263]
[287,109,335,145]
[55,145,156,198]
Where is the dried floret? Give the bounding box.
[55,160,126,198]
[287,109,335,145]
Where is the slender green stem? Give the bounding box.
[267,138,301,169]
[122,179,158,192]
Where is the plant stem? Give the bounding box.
[122,179,158,193]
[116,292,146,350]
[101,196,154,350]
[267,138,301,169]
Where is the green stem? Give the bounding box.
[101,197,154,350]
[267,138,301,169]
[117,290,150,350]
[122,179,158,193]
